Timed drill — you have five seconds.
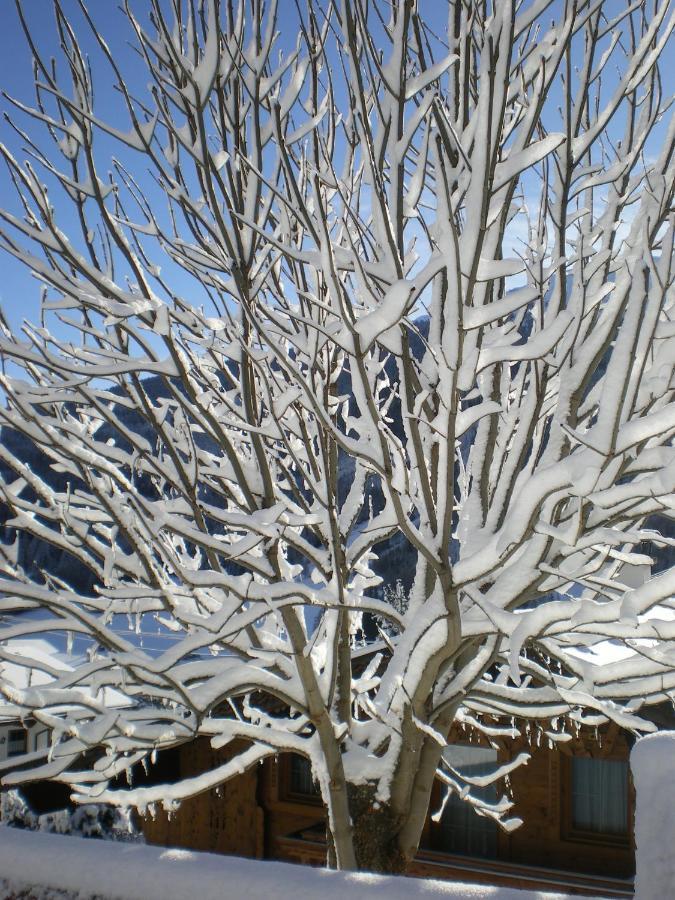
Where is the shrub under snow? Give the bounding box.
[0,789,140,841]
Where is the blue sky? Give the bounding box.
[0,1,671,333]
[0,2,156,331]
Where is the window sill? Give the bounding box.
[561,828,630,848]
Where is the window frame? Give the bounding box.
[278,753,323,807]
[34,728,50,751]
[7,727,28,758]
[426,743,501,860]
[561,752,633,847]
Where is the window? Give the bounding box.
[568,756,629,838]
[7,728,27,757]
[278,754,321,805]
[34,729,50,751]
[289,754,319,798]
[431,744,499,859]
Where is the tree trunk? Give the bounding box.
[327,785,410,874]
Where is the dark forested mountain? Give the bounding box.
[0,315,671,608]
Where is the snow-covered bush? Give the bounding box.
[0,789,139,841]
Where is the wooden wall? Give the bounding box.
[258,751,325,862]
[142,738,264,859]
[506,724,634,878]
[139,724,635,883]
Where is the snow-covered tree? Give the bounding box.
[0,0,673,873]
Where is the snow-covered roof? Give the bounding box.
[0,636,130,722]
[567,603,675,668]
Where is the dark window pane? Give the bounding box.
[7,728,27,757]
[289,755,318,796]
[571,757,628,834]
[436,745,499,858]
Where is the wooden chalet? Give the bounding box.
[0,637,658,896]
[1,640,662,897]
[138,716,642,898]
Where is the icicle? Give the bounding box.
[505,774,513,800]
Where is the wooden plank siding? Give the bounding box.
[142,738,264,859]
[140,723,635,895]
[506,730,634,879]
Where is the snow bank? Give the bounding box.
[0,826,576,900]
[631,731,675,899]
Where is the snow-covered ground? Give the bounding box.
[0,827,588,900]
